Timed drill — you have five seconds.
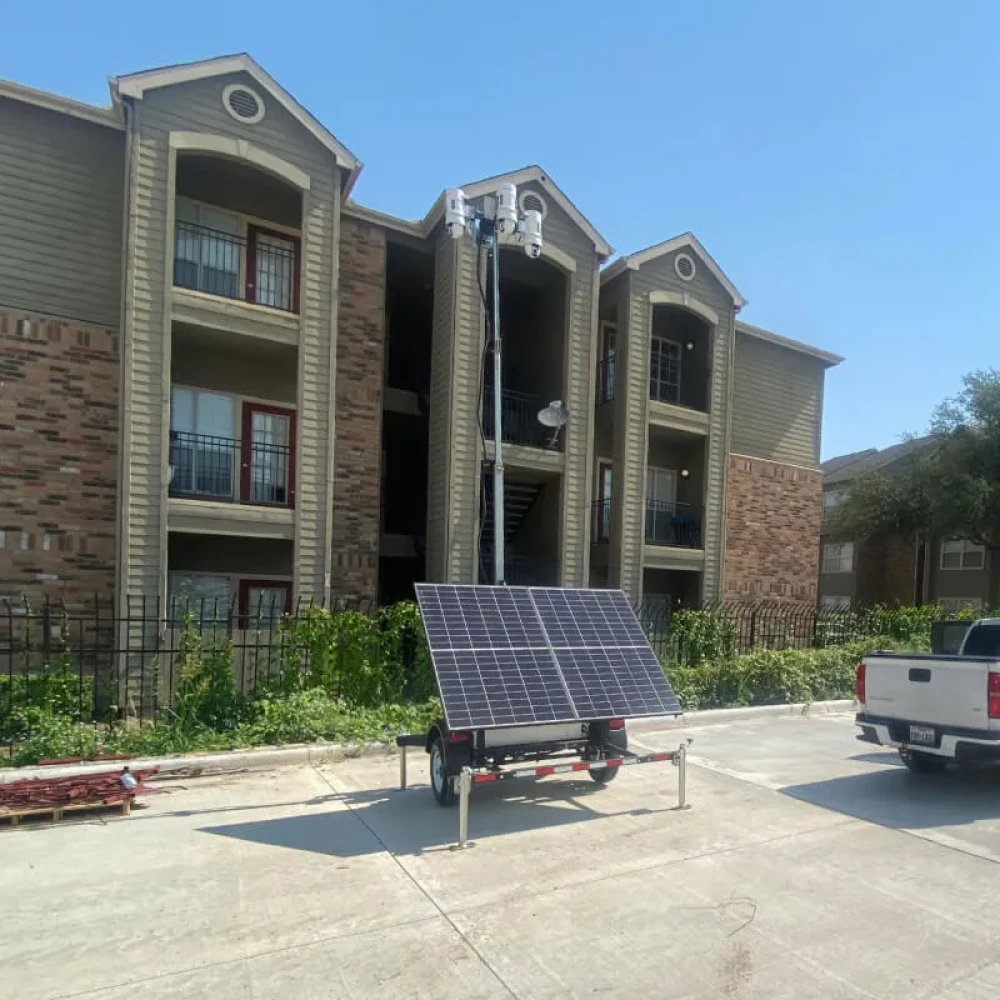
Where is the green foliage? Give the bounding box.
[834,372,1000,604]
[666,608,737,666]
[6,712,102,767]
[172,615,245,732]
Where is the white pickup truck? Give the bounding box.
[856,619,1000,773]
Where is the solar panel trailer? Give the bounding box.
[397,585,689,838]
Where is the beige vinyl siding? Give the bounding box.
[0,97,124,327]
[610,271,646,599]
[731,333,823,467]
[425,230,456,582]
[523,182,599,587]
[120,71,342,603]
[624,252,736,601]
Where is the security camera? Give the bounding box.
[445,188,468,239]
[523,209,543,259]
[496,183,519,236]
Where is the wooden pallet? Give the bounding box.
[1,795,133,826]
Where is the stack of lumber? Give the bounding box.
[0,767,159,824]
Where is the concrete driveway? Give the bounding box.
[5,712,1000,999]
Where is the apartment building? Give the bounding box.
[819,440,988,611]
[0,54,842,615]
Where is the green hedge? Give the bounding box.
[664,637,926,711]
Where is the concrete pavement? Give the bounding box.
[5,712,1000,998]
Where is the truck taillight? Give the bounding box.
[855,663,866,704]
[988,674,1000,719]
[609,718,625,730]
[447,731,470,744]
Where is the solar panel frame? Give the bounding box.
[414,583,682,730]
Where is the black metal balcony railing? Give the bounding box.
[169,431,293,507]
[174,221,298,313]
[591,499,611,543]
[596,354,615,405]
[645,500,703,548]
[482,388,561,450]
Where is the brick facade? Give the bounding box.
[0,310,119,599]
[331,219,386,602]
[855,535,917,605]
[723,455,821,603]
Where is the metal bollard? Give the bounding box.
[457,767,473,848]
[399,744,407,790]
[677,742,689,810]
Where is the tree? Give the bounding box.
[833,370,1000,605]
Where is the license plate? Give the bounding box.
[909,724,935,746]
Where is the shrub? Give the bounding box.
[172,615,245,732]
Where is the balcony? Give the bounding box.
[169,431,293,508]
[645,501,703,549]
[596,354,616,405]
[173,220,299,314]
[483,388,562,451]
[591,499,611,543]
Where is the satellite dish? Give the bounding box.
[537,400,569,428]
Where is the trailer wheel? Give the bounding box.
[430,737,457,807]
[589,727,628,784]
[899,749,948,774]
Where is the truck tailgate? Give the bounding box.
[865,654,993,729]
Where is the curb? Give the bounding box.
[1,699,856,783]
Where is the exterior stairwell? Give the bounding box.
[478,475,554,585]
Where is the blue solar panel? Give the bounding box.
[414,584,681,730]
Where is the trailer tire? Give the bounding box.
[589,727,628,784]
[899,749,948,774]
[430,737,456,807]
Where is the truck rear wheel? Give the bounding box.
[899,749,948,774]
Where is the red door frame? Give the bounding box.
[240,403,296,508]
[245,224,301,313]
[238,579,293,629]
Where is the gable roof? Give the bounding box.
[736,320,844,367]
[821,449,877,477]
[601,232,746,309]
[423,165,613,258]
[0,77,121,130]
[110,53,361,192]
[823,436,936,485]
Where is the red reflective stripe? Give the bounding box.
[652,752,673,762]
[570,761,592,772]
[534,766,556,777]
[603,758,623,768]
[473,774,497,783]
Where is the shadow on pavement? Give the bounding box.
[200,779,669,858]
[782,764,1000,830]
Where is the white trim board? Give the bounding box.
[0,78,122,129]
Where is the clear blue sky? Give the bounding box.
[6,1,998,460]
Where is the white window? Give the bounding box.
[819,595,851,611]
[822,541,854,574]
[938,597,982,614]
[169,388,237,500]
[646,466,677,508]
[174,199,242,299]
[940,539,986,571]
[649,336,682,404]
[168,572,232,624]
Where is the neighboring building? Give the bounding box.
[819,439,988,610]
[0,54,842,615]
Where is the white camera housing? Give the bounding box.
[445,188,468,239]
[496,183,519,236]
[523,209,543,259]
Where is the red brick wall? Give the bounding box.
[331,219,386,602]
[0,310,119,599]
[856,535,916,605]
[723,455,821,603]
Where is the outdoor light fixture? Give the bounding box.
[685,341,695,351]
[680,469,690,479]
[445,184,545,584]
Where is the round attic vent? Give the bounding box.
[518,190,548,218]
[674,252,696,281]
[223,84,265,124]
